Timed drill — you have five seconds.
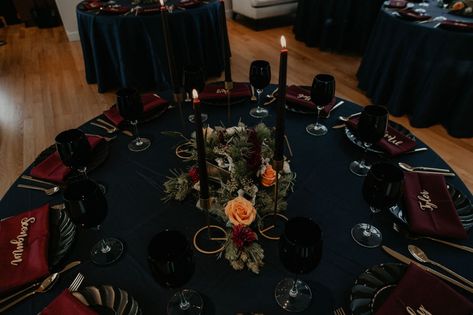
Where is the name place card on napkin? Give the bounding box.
[403,172,467,239]
[0,204,50,294]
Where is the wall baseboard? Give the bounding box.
[66,30,80,42]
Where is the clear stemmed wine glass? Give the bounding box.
[249,60,271,119]
[116,87,151,152]
[183,65,207,123]
[63,179,124,265]
[349,105,388,176]
[306,74,335,136]
[148,230,203,315]
[276,217,323,312]
[351,162,404,248]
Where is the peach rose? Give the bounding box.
[225,196,256,226]
[261,165,277,187]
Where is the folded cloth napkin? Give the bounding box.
[346,117,416,156]
[403,172,467,239]
[396,9,431,21]
[103,93,168,126]
[375,263,473,315]
[285,85,336,116]
[0,204,50,294]
[199,82,251,101]
[81,1,101,10]
[176,0,202,9]
[439,20,473,32]
[30,136,103,183]
[100,6,130,14]
[385,0,407,8]
[41,289,98,315]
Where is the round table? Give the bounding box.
[357,3,473,138]
[293,0,385,54]
[77,0,225,93]
[1,87,472,314]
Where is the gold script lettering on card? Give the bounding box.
[216,89,227,94]
[384,133,404,146]
[406,305,432,315]
[297,94,311,101]
[10,217,36,266]
[417,190,438,212]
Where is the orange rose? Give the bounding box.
[261,165,277,187]
[225,196,256,226]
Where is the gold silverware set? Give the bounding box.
[16,176,61,196]
[91,118,133,137]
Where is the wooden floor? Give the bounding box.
[0,21,472,197]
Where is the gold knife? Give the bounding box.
[382,246,473,294]
[0,261,81,305]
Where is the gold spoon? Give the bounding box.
[408,245,473,288]
[0,273,59,312]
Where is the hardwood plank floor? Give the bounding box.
[0,21,471,197]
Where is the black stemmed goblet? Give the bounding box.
[306,74,335,136]
[64,179,124,265]
[276,217,323,312]
[148,230,203,315]
[349,105,388,176]
[55,129,92,176]
[351,162,404,248]
[249,60,271,119]
[183,65,207,123]
[116,87,151,152]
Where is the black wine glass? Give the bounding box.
[249,60,271,118]
[55,129,92,176]
[64,179,124,265]
[116,88,151,152]
[351,162,404,248]
[276,217,323,312]
[183,65,207,123]
[148,230,203,315]
[306,74,335,136]
[349,105,388,176]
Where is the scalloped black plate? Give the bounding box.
[49,208,77,267]
[350,263,406,315]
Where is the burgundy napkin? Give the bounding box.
[100,6,130,15]
[403,172,467,239]
[199,82,251,101]
[81,1,102,10]
[104,93,168,126]
[439,20,473,32]
[30,136,103,183]
[375,263,473,315]
[285,85,336,116]
[0,204,50,294]
[41,289,98,315]
[385,0,407,8]
[346,117,416,156]
[176,0,202,9]
[396,9,431,21]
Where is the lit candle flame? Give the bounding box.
[160,0,164,6]
[280,35,286,49]
[192,89,199,99]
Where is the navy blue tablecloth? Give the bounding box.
[1,86,472,314]
[77,0,225,93]
[357,4,473,138]
[294,0,385,54]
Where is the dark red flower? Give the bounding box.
[188,166,199,184]
[231,225,257,250]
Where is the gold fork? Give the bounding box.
[68,273,84,292]
[333,307,346,315]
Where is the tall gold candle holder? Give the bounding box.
[193,198,227,255]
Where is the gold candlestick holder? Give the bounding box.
[225,81,233,125]
[173,91,186,132]
[193,198,228,255]
[258,159,288,240]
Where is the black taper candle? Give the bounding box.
[274,36,288,163]
[160,2,180,94]
[192,90,210,200]
[219,0,232,83]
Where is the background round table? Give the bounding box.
[77,0,225,93]
[1,88,472,314]
[293,0,385,54]
[357,3,473,138]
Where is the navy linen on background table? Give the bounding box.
[293,0,385,54]
[76,0,225,93]
[1,86,472,314]
[357,4,473,138]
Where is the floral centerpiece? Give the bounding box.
[162,122,296,273]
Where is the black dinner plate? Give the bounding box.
[73,285,142,315]
[344,121,416,155]
[350,263,407,315]
[49,208,77,267]
[389,184,473,231]
[31,139,110,183]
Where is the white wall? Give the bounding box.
[55,0,234,42]
[55,0,82,41]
